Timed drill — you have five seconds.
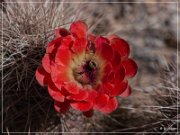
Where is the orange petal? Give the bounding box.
[48,82,65,102]
[46,37,62,54]
[55,48,72,66]
[70,21,88,39]
[71,38,87,54]
[35,66,50,86]
[63,82,79,94]
[67,90,88,101]
[51,63,70,89]
[70,101,93,112]
[60,35,73,49]
[42,54,51,73]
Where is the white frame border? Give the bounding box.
[1,1,179,134]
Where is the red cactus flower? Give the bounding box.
[36,21,138,117]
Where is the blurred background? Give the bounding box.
[1,0,179,134]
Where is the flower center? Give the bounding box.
[83,60,97,83]
[69,50,105,88]
[73,59,98,85]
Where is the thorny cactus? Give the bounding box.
[154,61,179,133]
